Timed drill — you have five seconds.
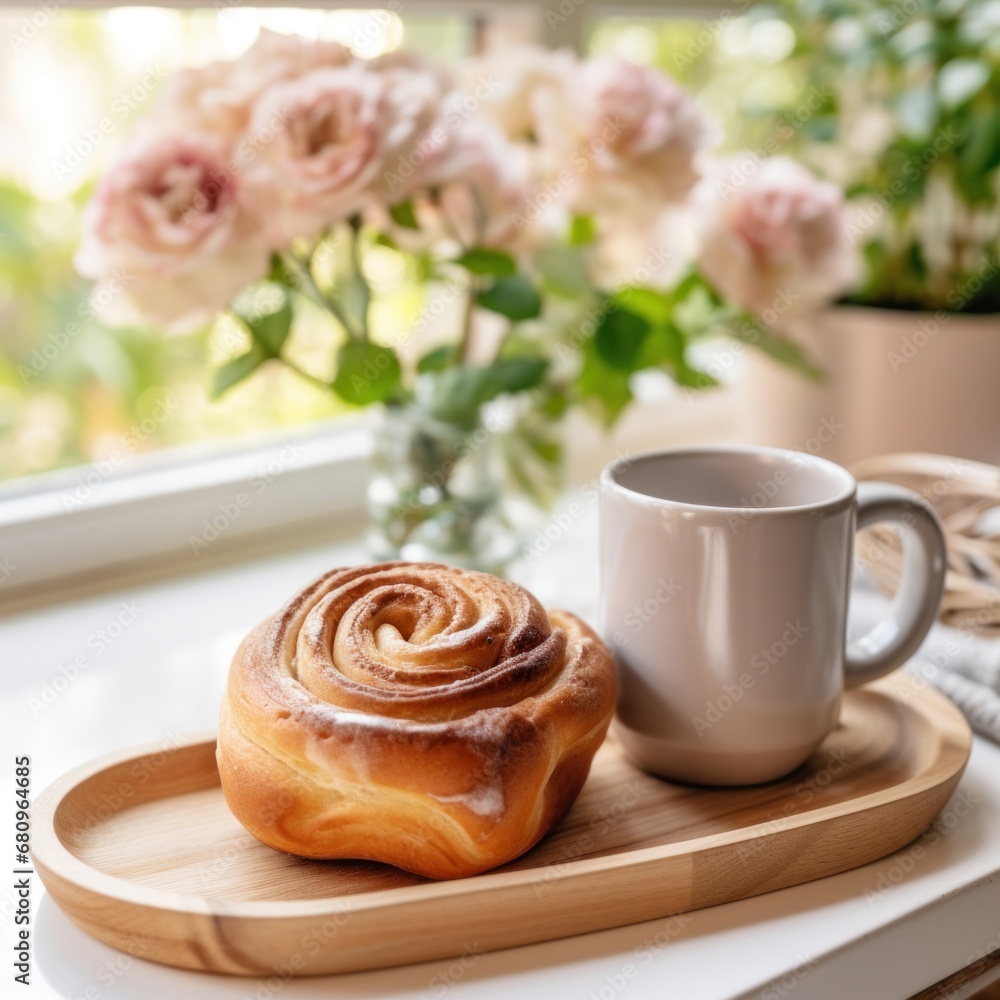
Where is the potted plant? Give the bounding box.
[735,0,1000,465]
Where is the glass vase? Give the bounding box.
[366,402,520,575]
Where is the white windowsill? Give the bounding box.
[0,385,740,607]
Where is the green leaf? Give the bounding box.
[569,214,596,245]
[734,323,824,382]
[615,287,672,327]
[233,289,292,358]
[426,358,548,425]
[534,245,591,298]
[212,348,266,399]
[672,270,708,303]
[576,335,632,426]
[938,58,990,109]
[416,344,458,373]
[637,323,685,369]
[476,275,542,321]
[594,306,650,370]
[389,200,419,230]
[332,341,402,406]
[674,360,718,390]
[455,248,516,277]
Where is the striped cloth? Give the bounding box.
[851,576,1000,743]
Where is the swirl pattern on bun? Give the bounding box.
[217,562,617,878]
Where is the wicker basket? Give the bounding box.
[851,453,1000,634]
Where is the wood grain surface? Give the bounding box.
[33,672,971,977]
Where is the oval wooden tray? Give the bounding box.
[34,672,970,977]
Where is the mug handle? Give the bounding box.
[844,482,948,689]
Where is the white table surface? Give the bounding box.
[4,498,1000,1000]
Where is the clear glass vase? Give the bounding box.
[366,402,521,575]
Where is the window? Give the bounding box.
[0,1,755,597]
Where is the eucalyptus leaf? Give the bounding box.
[332,341,402,406]
[476,275,542,321]
[455,248,516,277]
[734,324,824,382]
[233,289,292,358]
[594,307,650,370]
[577,335,632,426]
[569,214,596,245]
[388,200,419,230]
[416,344,458,373]
[212,348,266,399]
[425,358,548,426]
[534,245,591,298]
[615,287,673,327]
[637,323,685,369]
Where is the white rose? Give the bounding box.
[75,134,271,332]
[696,155,858,317]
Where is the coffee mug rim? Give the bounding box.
[601,444,857,516]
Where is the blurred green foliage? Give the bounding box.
[592,1,1000,311]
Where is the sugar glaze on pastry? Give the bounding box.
[217,561,617,879]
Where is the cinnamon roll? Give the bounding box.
[217,562,616,879]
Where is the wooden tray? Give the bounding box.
[34,672,971,977]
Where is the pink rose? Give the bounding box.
[397,117,532,250]
[75,135,271,331]
[458,45,575,142]
[697,156,858,317]
[536,55,713,210]
[148,29,352,138]
[247,60,445,242]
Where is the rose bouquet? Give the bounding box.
[76,32,858,569]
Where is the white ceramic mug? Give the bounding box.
[599,445,947,785]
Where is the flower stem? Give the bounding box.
[280,249,360,342]
[458,275,478,364]
[347,215,372,339]
[283,359,331,392]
